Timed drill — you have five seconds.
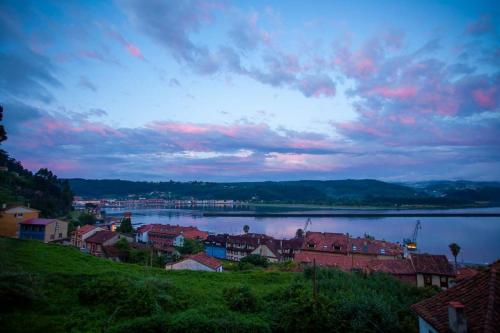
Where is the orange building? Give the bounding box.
[0,205,40,238]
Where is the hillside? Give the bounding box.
[67,178,500,207]
[0,238,435,333]
[0,150,73,217]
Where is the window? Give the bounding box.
[380,248,386,254]
[50,235,54,240]
[323,245,328,249]
[308,243,315,249]
[333,243,341,251]
[352,245,357,251]
[15,212,24,218]
[440,276,448,288]
[59,233,62,238]
[423,274,432,286]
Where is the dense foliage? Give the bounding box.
[0,151,73,217]
[67,178,500,207]
[0,238,437,333]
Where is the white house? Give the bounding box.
[165,252,223,272]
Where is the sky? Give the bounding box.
[0,0,499,181]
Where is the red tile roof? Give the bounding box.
[301,232,402,257]
[20,218,60,226]
[302,232,349,253]
[188,252,222,270]
[150,224,208,240]
[456,267,480,283]
[367,259,415,275]
[136,224,155,233]
[85,230,118,244]
[410,253,455,276]
[74,224,98,236]
[411,260,500,333]
[294,251,373,271]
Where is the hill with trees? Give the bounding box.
[67,178,500,207]
[0,106,73,217]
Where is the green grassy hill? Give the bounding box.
[0,238,435,333]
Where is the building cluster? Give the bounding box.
[0,205,68,243]
[74,197,245,209]
[135,223,208,252]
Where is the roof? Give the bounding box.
[411,253,455,276]
[367,259,415,275]
[19,218,64,226]
[137,224,155,233]
[74,224,98,236]
[188,252,222,270]
[411,261,500,333]
[85,230,118,244]
[302,232,349,253]
[4,205,40,213]
[455,267,480,283]
[149,224,208,240]
[349,237,402,256]
[294,251,373,271]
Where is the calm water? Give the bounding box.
[106,207,500,264]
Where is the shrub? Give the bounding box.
[0,272,43,313]
[240,254,268,268]
[223,285,259,312]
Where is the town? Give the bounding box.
[2,201,497,333]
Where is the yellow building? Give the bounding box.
[0,205,40,238]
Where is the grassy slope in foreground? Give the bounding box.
[0,238,435,333]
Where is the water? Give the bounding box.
[105,207,500,264]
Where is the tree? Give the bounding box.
[118,218,133,233]
[243,224,250,234]
[295,228,304,238]
[78,213,97,225]
[449,243,461,269]
[178,238,203,254]
[0,105,6,143]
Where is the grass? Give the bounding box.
[0,237,435,333]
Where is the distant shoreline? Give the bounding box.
[203,212,500,217]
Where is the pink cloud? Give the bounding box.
[472,87,497,108]
[370,86,417,99]
[126,43,144,59]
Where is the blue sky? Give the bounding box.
[0,0,499,181]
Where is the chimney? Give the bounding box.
[448,301,467,333]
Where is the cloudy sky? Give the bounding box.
[1,0,499,181]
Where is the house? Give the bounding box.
[84,230,120,256]
[301,232,403,259]
[411,260,499,333]
[367,259,417,284]
[294,250,373,271]
[147,224,207,251]
[71,224,104,249]
[136,224,155,243]
[410,253,456,289]
[0,205,40,238]
[251,237,303,263]
[204,234,229,259]
[226,233,273,261]
[18,218,68,243]
[165,252,223,272]
[302,232,349,254]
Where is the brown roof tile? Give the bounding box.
[411,253,455,276]
[188,252,222,270]
[85,230,118,244]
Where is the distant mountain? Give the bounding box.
[67,178,500,207]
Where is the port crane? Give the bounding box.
[404,220,421,252]
[303,218,312,233]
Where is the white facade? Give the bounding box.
[165,258,222,272]
[418,317,438,333]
